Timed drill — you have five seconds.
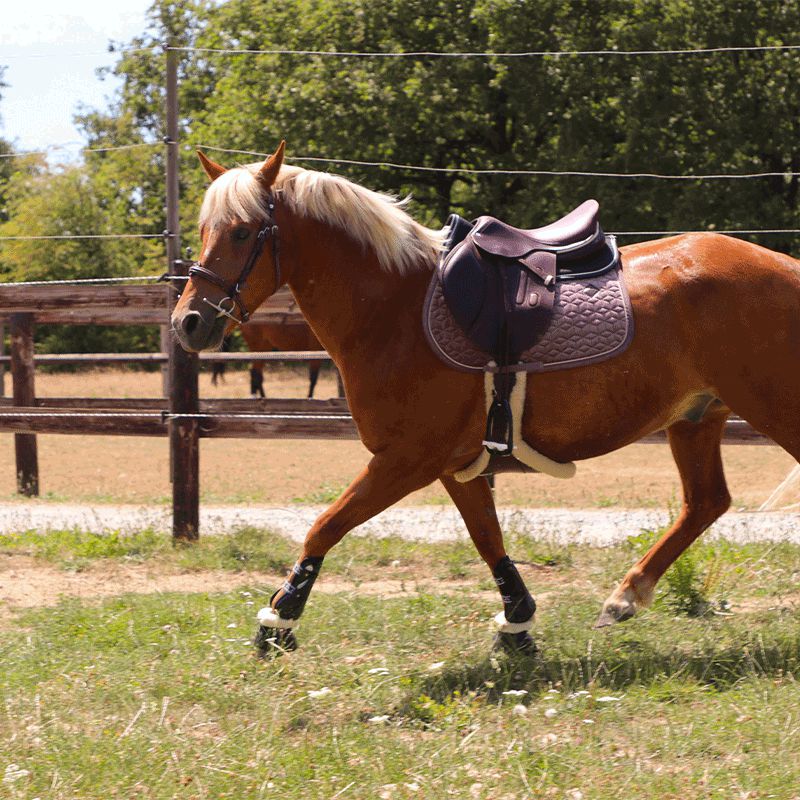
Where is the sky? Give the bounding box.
[0,0,153,160]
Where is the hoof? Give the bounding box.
[593,603,635,629]
[254,625,298,657]
[493,630,537,655]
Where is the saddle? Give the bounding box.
[428,199,625,471]
[439,200,617,359]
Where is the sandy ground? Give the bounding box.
[0,553,502,616]
[0,367,797,510]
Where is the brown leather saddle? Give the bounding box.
[434,199,620,456]
[439,200,617,361]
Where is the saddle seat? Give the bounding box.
[473,199,602,258]
[439,199,619,358]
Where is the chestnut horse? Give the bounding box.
[173,142,800,654]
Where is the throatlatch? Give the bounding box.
[255,555,324,654]
[492,555,537,653]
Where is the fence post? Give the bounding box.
[0,322,5,397]
[10,313,39,496]
[165,44,200,541]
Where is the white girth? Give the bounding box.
[454,370,577,483]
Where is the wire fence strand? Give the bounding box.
[169,43,800,58]
[0,233,165,242]
[193,144,800,181]
[0,142,160,160]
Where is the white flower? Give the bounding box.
[582,719,595,725]
[3,765,30,785]
[596,696,620,703]
[428,662,445,671]
[502,689,528,697]
[308,687,332,699]
[568,690,591,699]
[512,704,528,716]
[368,715,390,724]
[544,707,558,718]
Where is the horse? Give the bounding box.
[172,142,800,655]
[239,319,344,398]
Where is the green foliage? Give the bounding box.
[2,0,800,357]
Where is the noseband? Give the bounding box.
[187,194,281,325]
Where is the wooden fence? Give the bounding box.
[0,284,357,538]
[0,277,771,539]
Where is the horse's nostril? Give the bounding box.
[182,312,201,336]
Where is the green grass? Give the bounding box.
[4,531,800,797]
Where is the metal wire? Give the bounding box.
[614,228,800,236]
[169,43,800,58]
[0,142,160,160]
[193,144,800,181]
[0,233,165,241]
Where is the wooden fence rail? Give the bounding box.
[0,280,775,538]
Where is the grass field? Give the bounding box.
[3,525,800,798]
[0,367,797,510]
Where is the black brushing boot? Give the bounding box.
[491,555,537,654]
[254,555,324,657]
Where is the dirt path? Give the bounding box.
[0,502,798,545]
[0,554,527,628]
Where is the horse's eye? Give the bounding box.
[233,227,251,242]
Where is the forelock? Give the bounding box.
[199,165,271,229]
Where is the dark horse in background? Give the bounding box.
[173,143,800,655]
[242,319,325,398]
[211,319,340,398]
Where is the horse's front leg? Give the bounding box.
[440,475,537,653]
[255,453,439,655]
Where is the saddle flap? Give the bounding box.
[440,240,556,356]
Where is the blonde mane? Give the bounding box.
[199,163,445,274]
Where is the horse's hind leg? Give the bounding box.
[596,409,731,627]
[441,475,537,653]
[307,364,320,398]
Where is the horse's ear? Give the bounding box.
[197,150,227,181]
[257,140,286,188]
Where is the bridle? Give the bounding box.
[187,194,281,325]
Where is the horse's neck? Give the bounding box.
[285,217,430,361]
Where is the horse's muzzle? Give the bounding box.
[172,307,227,352]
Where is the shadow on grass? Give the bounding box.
[401,625,800,711]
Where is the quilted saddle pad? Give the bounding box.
[423,263,635,373]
